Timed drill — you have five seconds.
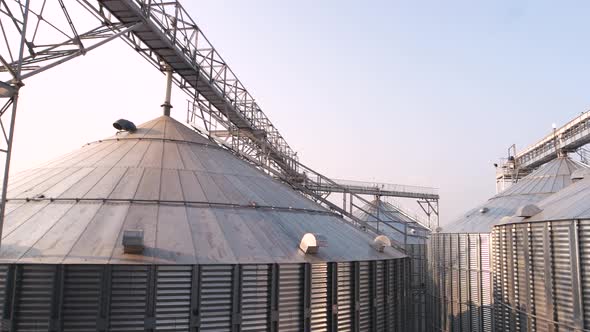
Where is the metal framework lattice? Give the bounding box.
[497,111,590,191]
[0,0,439,252]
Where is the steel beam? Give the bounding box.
[190,265,200,331]
[303,264,311,332]
[329,263,338,332]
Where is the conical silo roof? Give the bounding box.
[354,199,430,244]
[443,156,587,233]
[1,116,404,264]
[519,168,590,222]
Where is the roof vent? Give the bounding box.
[479,207,489,214]
[123,229,144,254]
[371,235,392,252]
[515,204,542,218]
[299,233,327,255]
[571,169,589,182]
[113,119,137,132]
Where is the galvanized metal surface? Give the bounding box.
[523,177,590,222]
[427,233,493,332]
[428,158,590,332]
[507,111,590,172]
[0,260,409,331]
[354,199,429,332]
[309,178,439,200]
[354,200,430,245]
[444,157,586,233]
[0,116,405,264]
[492,219,590,332]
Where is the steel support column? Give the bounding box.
[0,94,18,251]
[543,223,556,332]
[2,265,16,332]
[476,234,485,332]
[384,260,391,332]
[231,265,242,332]
[329,262,338,332]
[370,261,377,330]
[145,266,157,331]
[522,226,533,332]
[353,261,360,332]
[98,266,112,332]
[190,265,200,331]
[50,266,64,332]
[303,263,312,332]
[570,220,585,331]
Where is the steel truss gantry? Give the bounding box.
[304,177,439,229]
[0,0,439,251]
[497,111,590,190]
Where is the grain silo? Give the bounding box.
[492,167,590,332]
[0,115,410,331]
[355,199,431,332]
[426,156,586,332]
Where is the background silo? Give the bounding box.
[492,169,590,332]
[355,198,431,332]
[0,116,411,331]
[426,157,586,332]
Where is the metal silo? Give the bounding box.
[0,116,410,331]
[492,168,590,332]
[426,157,586,332]
[355,199,431,332]
[356,199,431,332]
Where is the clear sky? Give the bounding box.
[8,0,590,224]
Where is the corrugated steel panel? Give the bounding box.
[155,265,192,331]
[468,234,480,332]
[480,234,493,332]
[199,265,233,331]
[358,261,372,331]
[580,221,590,330]
[241,264,270,332]
[278,264,303,332]
[109,265,149,331]
[531,222,550,331]
[62,265,102,331]
[375,260,385,332]
[0,257,410,330]
[427,232,495,332]
[0,265,8,327]
[337,262,353,332]
[387,260,400,331]
[14,265,55,332]
[493,220,590,332]
[311,263,329,332]
[552,221,575,327]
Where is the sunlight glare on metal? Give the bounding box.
[0,83,15,98]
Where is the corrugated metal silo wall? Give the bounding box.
[492,220,590,332]
[426,233,494,332]
[0,259,410,331]
[407,242,427,332]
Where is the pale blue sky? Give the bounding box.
[10,1,590,224]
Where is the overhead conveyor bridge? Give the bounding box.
[308,178,439,200]
[496,111,590,192]
[514,111,590,170]
[0,0,440,250]
[100,0,300,178]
